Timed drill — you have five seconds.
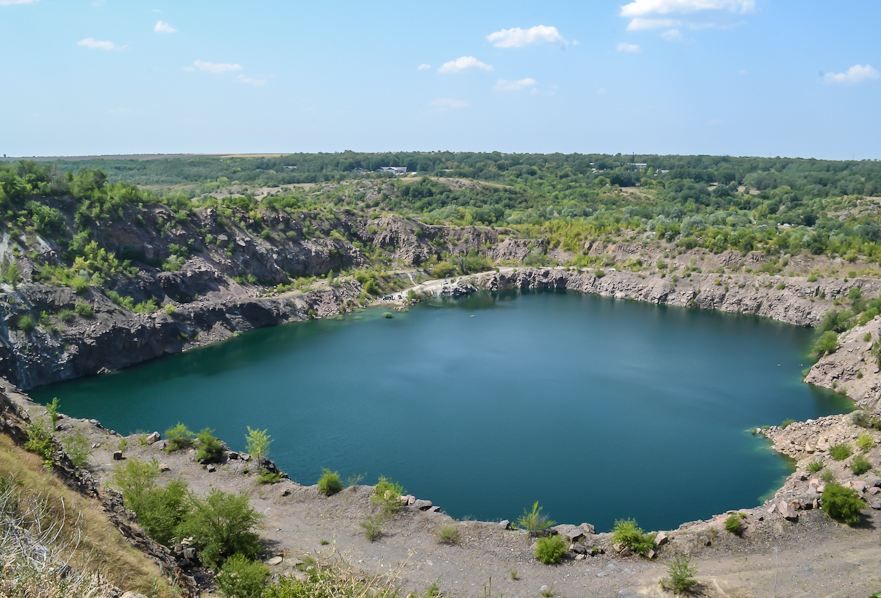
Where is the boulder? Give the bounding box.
[158,463,171,472]
[870,500,881,510]
[498,519,511,530]
[579,522,596,535]
[112,451,124,461]
[145,431,160,444]
[654,531,669,547]
[552,524,585,542]
[778,500,799,522]
[413,499,433,510]
[265,556,283,566]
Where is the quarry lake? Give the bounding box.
[34,291,851,531]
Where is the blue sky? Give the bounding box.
[1,0,880,158]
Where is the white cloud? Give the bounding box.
[621,0,753,35]
[417,63,431,71]
[486,25,567,48]
[662,28,683,40]
[237,74,267,86]
[620,0,754,17]
[616,42,641,53]
[626,17,680,30]
[431,98,468,110]
[494,78,538,92]
[154,20,176,34]
[823,64,880,85]
[189,60,243,74]
[0,0,37,5]
[77,37,123,51]
[438,56,492,74]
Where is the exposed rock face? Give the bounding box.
[463,267,880,327]
[806,316,881,416]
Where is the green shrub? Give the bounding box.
[807,460,824,473]
[821,482,864,525]
[318,469,343,496]
[856,434,875,452]
[436,525,461,546]
[829,443,852,461]
[62,430,91,469]
[852,411,881,431]
[533,535,567,565]
[195,428,225,464]
[245,426,271,462]
[257,470,283,485]
[15,314,35,332]
[661,556,698,595]
[177,490,263,568]
[361,516,383,542]
[517,500,555,537]
[164,422,194,452]
[112,459,190,546]
[780,418,795,429]
[371,476,404,514]
[724,513,745,536]
[74,301,94,318]
[611,518,656,557]
[811,330,839,359]
[46,397,61,428]
[216,554,270,598]
[429,261,457,279]
[24,419,54,467]
[850,454,872,475]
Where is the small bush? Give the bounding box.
[15,314,36,332]
[74,301,94,318]
[534,535,567,565]
[257,470,283,485]
[195,428,225,464]
[852,411,881,431]
[856,434,875,452]
[724,513,745,536]
[24,419,54,467]
[517,500,555,536]
[164,422,194,452]
[46,397,61,428]
[821,482,864,525]
[216,554,270,598]
[612,518,656,557]
[361,516,383,542]
[829,443,852,461]
[807,460,824,473]
[811,330,839,359]
[850,454,872,475]
[112,459,191,546]
[661,556,698,595]
[63,430,92,469]
[371,476,404,514]
[177,490,263,568]
[245,426,271,462]
[780,419,795,429]
[318,469,343,496]
[436,525,461,546]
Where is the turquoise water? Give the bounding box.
[33,291,850,531]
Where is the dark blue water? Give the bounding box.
[33,291,850,530]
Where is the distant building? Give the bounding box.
[628,162,648,170]
[378,166,408,176]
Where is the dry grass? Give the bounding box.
[0,434,177,596]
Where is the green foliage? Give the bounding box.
[661,556,698,595]
[195,428,225,464]
[517,500,555,536]
[216,555,270,598]
[821,482,864,525]
[317,469,343,496]
[856,434,875,452]
[611,519,656,557]
[852,411,881,431]
[533,535,567,565]
[811,330,839,360]
[164,422,194,452]
[807,460,824,473]
[62,430,91,469]
[176,490,263,568]
[74,300,94,318]
[0,260,21,286]
[371,476,404,514]
[245,426,271,463]
[360,515,383,542]
[46,397,61,429]
[15,314,35,333]
[257,470,283,485]
[850,454,871,475]
[436,525,461,546]
[24,419,54,468]
[780,418,795,429]
[829,443,852,461]
[724,513,745,536]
